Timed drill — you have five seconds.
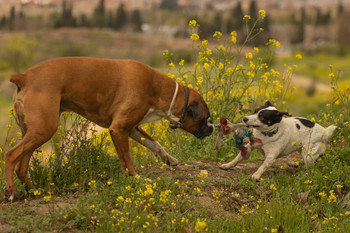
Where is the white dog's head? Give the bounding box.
[243,101,291,132]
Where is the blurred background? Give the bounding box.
[0,0,349,135]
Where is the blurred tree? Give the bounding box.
[79,13,90,27]
[315,8,331,25]
[54,0,77,28]
[0,34,38,72]
[337,13,350,49]
[159,0,179,10]
[212,12,223,33]
[8,5,15,30]
[292,7,305,44]
[93,0,106,28]
[249,0,258,28]
[115,3,127,30]
[338,0,344,16]
[131,10,143,32]
[226,1,244,33]
[248,0,270,46]
[0,16,7,29]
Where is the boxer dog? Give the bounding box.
[4,57,213,201]
[220,101,336,180]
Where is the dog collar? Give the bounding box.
[167,83,189,129]
[261,128,279,137]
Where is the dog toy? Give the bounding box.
[215,117,262,159]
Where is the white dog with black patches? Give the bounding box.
[220,101,337,180]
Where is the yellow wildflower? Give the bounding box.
[231,31,237,44]
[295,53,303,59]
[188,20,197,27]
[259,10,266,19]
[213,31,222,39]
[191,33,200,41]
[243,15,251,20]
[195,218,207,232]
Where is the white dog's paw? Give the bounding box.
[219,163,232,170]
[251,173,261,181]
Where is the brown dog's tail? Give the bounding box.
[9,73,26,92]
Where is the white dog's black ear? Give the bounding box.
[188,101,204,121]
[265,101,274,107]
[279,111,292,117]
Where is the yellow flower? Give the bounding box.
[218,45,225,51]
[163,50,168,56]
[259,10,266,19]
[254,47,259,53]
[203,63,210,70]
[231,31,237,44]
[43,193,51,202]
[195,218,207,232]
[218,62,224,70]
[169,62,175,68]
[336,184,343,189]
[270,184,276,191]
[188,19,197,27]
[213,31,222,38]
[328,73,335,79]
[117,196,124,202]
[179,59,184,66]
[245,52,253,59]
[33,190,41,196]
[295,53,303,59]
[243,15,251,20]
[202,40,208,47]
[271,229,278,233]
[191,33,200,41]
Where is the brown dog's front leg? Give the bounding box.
[109,125,136,176]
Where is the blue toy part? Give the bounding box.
[234,128,254,148]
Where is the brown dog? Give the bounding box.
[4,57,213,201]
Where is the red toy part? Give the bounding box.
[251,138,262,145]
[220,117,231,135]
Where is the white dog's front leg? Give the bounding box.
[220,151,245,170]
[251,155,277,181]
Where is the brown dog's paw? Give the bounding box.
[3,186,14,202]
[166,156,179,166]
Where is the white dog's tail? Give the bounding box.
[323,125,337,142]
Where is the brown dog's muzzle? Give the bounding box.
[193,118,214,139]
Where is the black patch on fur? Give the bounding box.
[254,101,274,113]
[17,86,21,93]
[296,117,315,128]
[258,110,283,126]
[296,124,300,130]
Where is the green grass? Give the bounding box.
[278,53,350,83]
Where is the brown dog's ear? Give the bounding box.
[187,101,204,121]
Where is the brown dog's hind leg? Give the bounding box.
[4,128,57,201]
[129,127,179,166]
[5,94,59,201]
